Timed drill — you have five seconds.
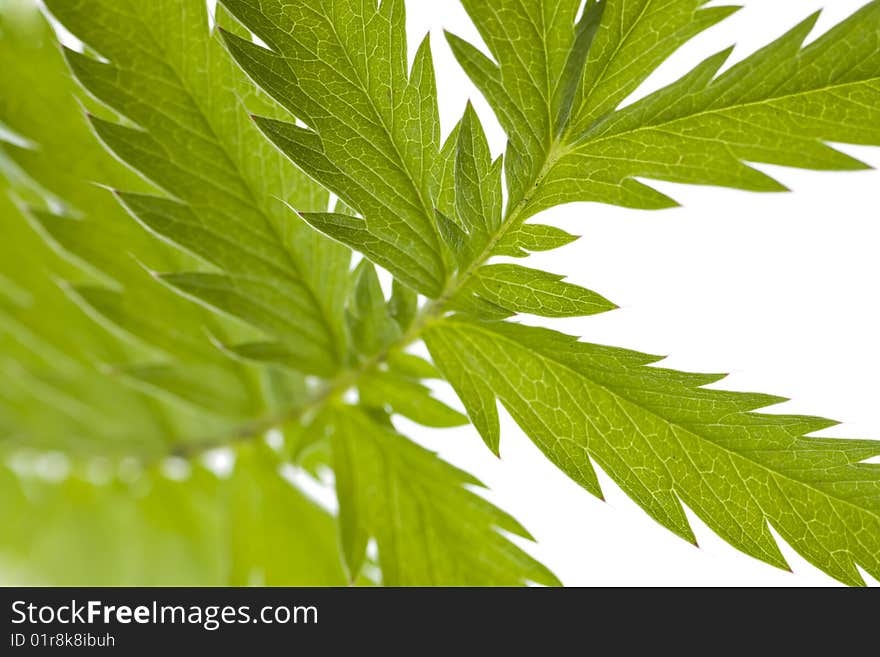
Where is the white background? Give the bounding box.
[397,0,880,587]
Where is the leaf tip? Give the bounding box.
[803,9,823,32]
[443,29,467,51]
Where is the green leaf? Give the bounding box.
[455,103,503,239]
[226,446,348,585]
[0,187,218,457]
[435,208,470,269]
[158,271,339,377]
[421,327,501,456]
[453,1,880,219]
[299,210,435,295]
[458,264,617,318]
[386,351,440,381]
[426,318,880,586]
[446,292,515,323]
[527,4,880,215]
[330,406,558,585]
[567,1,740,135]
[64,283,231,367]
[218,0,447,296]
[0,1,262,416]
[388,279,419,331]
[216,340,314,373]
[495,223,580,258]
[5,0,880,589]
[359,371,467,429]
[114,363,260,421]
[45,0,351,375]
[347,261,401,358]
[0,0,354,588]
[449,0,584,205]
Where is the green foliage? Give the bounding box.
[426,319,880,586]
[456,264,617,319]
[523,6,880,215]
[219,0,449,296]
[0,0,545,587]
[330,406,557,585]
[46,0,350,377]
[1,0,879,586]
[0,0,263,438]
